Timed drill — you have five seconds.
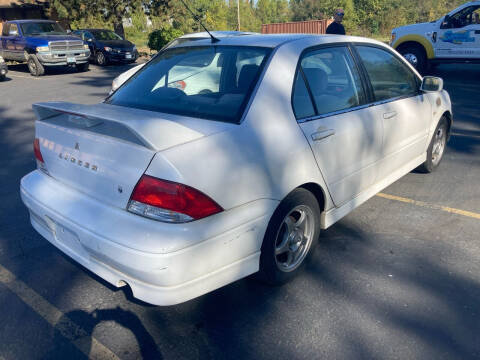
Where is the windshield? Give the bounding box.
[20,22,66,36]
[91,30,123,41]
[107,46,271,123]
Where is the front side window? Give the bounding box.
[107,46,271,123]
[356,46,419,102]
[292,46,365,119]
[446,6,480,28]
[8,24,19,36]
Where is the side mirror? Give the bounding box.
[87,38,93,42]
[66,29,72,34]
[421,76,444,92]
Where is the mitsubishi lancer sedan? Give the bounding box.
[21,34,452,306]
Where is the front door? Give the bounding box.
[295,45,383,206]
[354,45,430,180]
[435,5,480,59]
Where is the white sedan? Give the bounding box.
[21,34,452,306]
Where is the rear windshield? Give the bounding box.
[106,46,271,123]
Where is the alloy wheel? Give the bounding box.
[28,58,37,75]
[274,205,315,272]
[431,123,447,166]
[403,53,418,68]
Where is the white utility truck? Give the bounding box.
[391,1,480,72]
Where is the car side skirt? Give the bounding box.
[322,153,426,229]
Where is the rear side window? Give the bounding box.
[292,74,315,119]
[107,46,271,123]
[7,23,19,36]
[292,46,365,119]
[355,45,419,102]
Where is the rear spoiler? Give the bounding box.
[32,101,219,152]
[33,102,155,149]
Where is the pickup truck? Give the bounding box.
[0,19,90,76]
[391,1,480,72]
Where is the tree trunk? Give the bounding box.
[113,20,125,39]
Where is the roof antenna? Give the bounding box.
[178,0,220,43]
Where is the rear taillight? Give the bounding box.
[34,138,48,173]
[128,175,223,223]
[34,138,44,163]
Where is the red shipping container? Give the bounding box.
[261,19,334,35]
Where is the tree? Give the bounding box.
[256,0,290,25]
[52,0,140,38]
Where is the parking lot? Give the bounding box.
[0,61,479,359]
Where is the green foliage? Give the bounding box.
[52,0,472,50]
[148,27,184,51]
[256,0,290,25]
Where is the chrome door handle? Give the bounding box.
[383,111,397,119]
[311,129,335,141]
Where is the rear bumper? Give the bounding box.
[20,170,277,305]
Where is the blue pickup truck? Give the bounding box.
[0,19,90,76]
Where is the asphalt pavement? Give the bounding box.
[0,61,479,360]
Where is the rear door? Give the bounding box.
[296,45,383,206]
[353,45,430,180]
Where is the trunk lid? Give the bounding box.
[33,102,232,209]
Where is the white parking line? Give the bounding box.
[0,263,119,359]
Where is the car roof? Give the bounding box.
[178,31,259,39]
[76,29,114,32]
[11,19,56,24]
[173,33,385,49]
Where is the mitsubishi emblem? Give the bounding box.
[75,142,80,150]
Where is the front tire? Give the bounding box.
[27,54,45,76]
[96,51,107,66]
[76,62,89,72]
[398,45,427,74]
[418,116,448,173]
[258,188,321,285]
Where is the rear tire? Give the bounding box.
[398,45,427,74]
[27,54,45,76]
[257,188,320,285]
[417,116,448,173]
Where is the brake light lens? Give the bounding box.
[34,138,44,163]
[33,138,48,174]
[128,175,223,223]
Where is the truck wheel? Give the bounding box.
[96,51,107,66]
[27,55,45,76]
[76,62,89,72]
[257,188,320,285]
[417,116,448,173]
[398,45,427,74]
